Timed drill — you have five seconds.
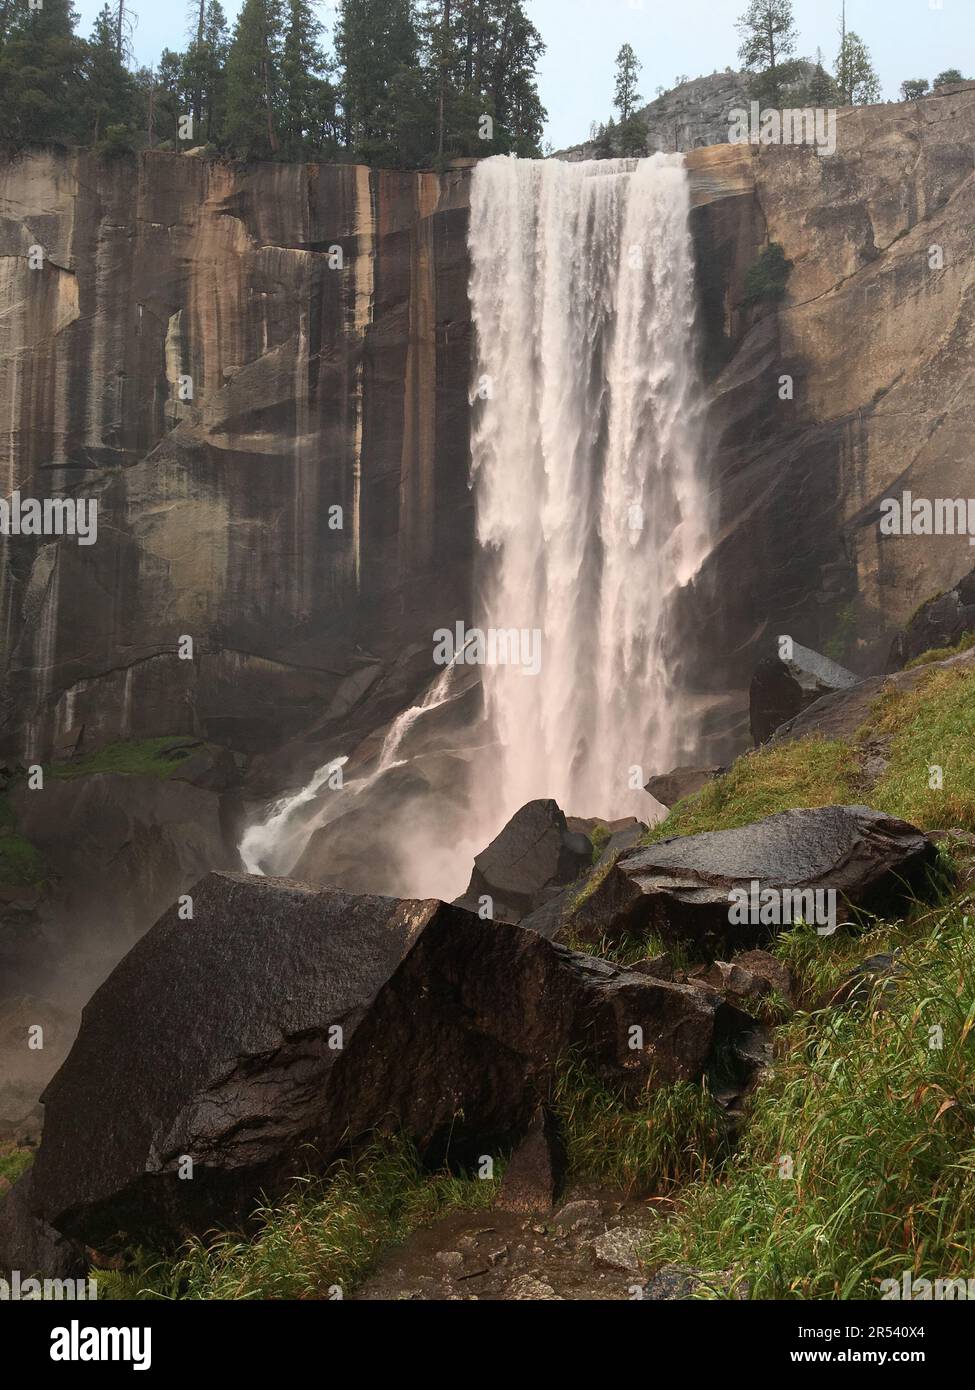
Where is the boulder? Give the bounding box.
[749,644,858,745]
[0,1173,86,1282]
[455,799,592,923]
[24,871,749,1258]
[749,656,803,746]
[772,647,975,746]
[889,568,975,670]
[644,767,721,810]
[570,806,938,951]
[495,1107,565,1215]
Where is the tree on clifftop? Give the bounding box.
[835,30,880,105]
[900,78,929,102]
[613,42,641,123]
[0,0,86,148]
[224,0,283,157]
[736,0,799,107]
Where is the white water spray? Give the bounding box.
[238,660,465,880]
[468,153,710,825]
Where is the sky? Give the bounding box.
[74,0,974,150]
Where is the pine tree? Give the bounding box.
[279,0,334,159]
[224,0,284,157]
[736,0,799,107]
[335,0,418,161]
[613,43,641,124]
[798,46,840,106]
[81,3,139,145]
[480,0,545,155]
[0,0,87,149]
[835,30,880,105]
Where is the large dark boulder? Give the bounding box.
[772,647,975,746]
[571,806,938,951]
[455,799,593,923]
[749,644,858,745]
[749,656,803,745]
[889,568,975,670]
[20,871,747,1261]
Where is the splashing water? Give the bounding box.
[238,660,465,879]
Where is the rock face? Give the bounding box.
[558,72,751,160]
[683,83,975,749]
[888,567,975,669]
[455,800,592,924]
[0,152,473,767]
[571,806,938,950]
[22,871,747,1255]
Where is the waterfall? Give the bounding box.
[468,153,710,825]
[239,152,710,893]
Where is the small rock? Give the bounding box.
[551,1198,603,1233]
[495,1105,565,1214]
[434,1250,463,1274]
[641,1264,704,1300]
[589,1227,646,1275]
[506,1274,562,1300]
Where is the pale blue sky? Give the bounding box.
[75,0,973,149]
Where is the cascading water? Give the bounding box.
[468,152,710,827]
[239,152,710,895]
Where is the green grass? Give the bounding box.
[95,1140,500,1301]
[639,660,975,848]
[0,1145,33,1189]
[641,739,859,845]
[868,665,975,830]
[0,791,46,888]
[642,892,975,1298]
[552,1058,729,1196]
[47,736,199,781]
[589,823,612,863]
[905,631,975,669]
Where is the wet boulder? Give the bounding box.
[23,871,747,1258]
[570,805,938,951]
[749,644,858,745]
[455,799,593,923]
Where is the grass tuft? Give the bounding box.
[47,737,199,782]
[643,893,975,1298]
[552,1057,729,1196]
[94,1139,499,1301]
